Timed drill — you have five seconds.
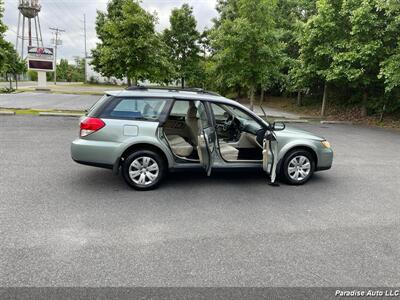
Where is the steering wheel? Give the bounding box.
[223,115,235,131]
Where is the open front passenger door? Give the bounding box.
[263,122,284,184]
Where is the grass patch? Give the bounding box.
[15,88,105,96]
[15,109,40,115]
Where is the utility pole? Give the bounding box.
[49,27,65,85]
[83,14,88,84]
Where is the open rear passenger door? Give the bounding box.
[196,101,216,176]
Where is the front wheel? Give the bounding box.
[282,149,315,185]
[122,150,165,190]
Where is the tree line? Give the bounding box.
[27,58,86,83]
[2,0,399,117]
[91,0,400,117]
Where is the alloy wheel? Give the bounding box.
[129,156,160,186]
[288,155,311,182]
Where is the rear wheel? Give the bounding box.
[122,150,165,190]
[282,149,315,185]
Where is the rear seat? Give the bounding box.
[167,135,193,157]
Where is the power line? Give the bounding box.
[49,27,65,85]
[84,13,88,83]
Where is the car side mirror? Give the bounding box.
[271,121,285,131]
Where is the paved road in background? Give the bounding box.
[1,116,400,287]
[0,92,101,111]
[0,92,299,118]
[0,81,37,88]
[0,81,87,89]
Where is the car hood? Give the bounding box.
[274,125,324,141]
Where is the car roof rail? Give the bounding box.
[125,85,221,97]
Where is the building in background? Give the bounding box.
[85,58,127,85]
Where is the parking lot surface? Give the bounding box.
[1,116,400,286]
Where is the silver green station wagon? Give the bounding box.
[71,86,333,190]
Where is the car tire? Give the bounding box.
[122,150,166,191]
[282,149,315,185]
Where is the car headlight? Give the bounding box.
[321,140,331,149]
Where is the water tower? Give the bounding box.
[16,0,44,57]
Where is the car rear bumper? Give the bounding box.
[72,159,113,170]
[71,138,120,167]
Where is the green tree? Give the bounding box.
[163,4,201,88]
[378,1,400,93]
[2,42,27,89]
[295,0,400,117]
[0,0,9,73]
[92,0,171,85]
[214,0,239,27]
[56,59,70,81]
[71,57,85,82]
[326,0,398,117]
[293,0,346,116]
[27,70,38,81]
[211,0,283,110]
[277,0,316,105]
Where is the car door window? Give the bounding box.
[211,104,228,121]
[195,101,211,129]
[219,103,263,134]
[101,98,168,121]
[169,101,189,117]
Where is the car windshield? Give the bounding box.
[220,104,263,130]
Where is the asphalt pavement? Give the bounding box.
[1,115,400,287]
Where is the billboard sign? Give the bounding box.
[27,47,54,72]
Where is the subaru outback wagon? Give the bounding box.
[71,86,333,190]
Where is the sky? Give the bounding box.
[3,0,218,61]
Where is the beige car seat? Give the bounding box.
[185,103,200,146]
[219,141,239,161]
[166,135,193,157]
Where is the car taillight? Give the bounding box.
[80,117,105,137]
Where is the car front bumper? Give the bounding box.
[316,147,333,171]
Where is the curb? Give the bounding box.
[320,120,353,125]
[275,119,309,124]
[266,115,291,119]
[299,116,322,120]
[0,110,16,115]
[39,112,84,117]
[260,115,302,120]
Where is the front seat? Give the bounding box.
[166,135,193,157]
[219,141,239,161]
[185,103,200,146]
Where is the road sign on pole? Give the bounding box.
[27,46,54,90]
[27,46,54,72]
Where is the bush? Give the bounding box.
[27,70,38,81]
[0,87,16,93]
